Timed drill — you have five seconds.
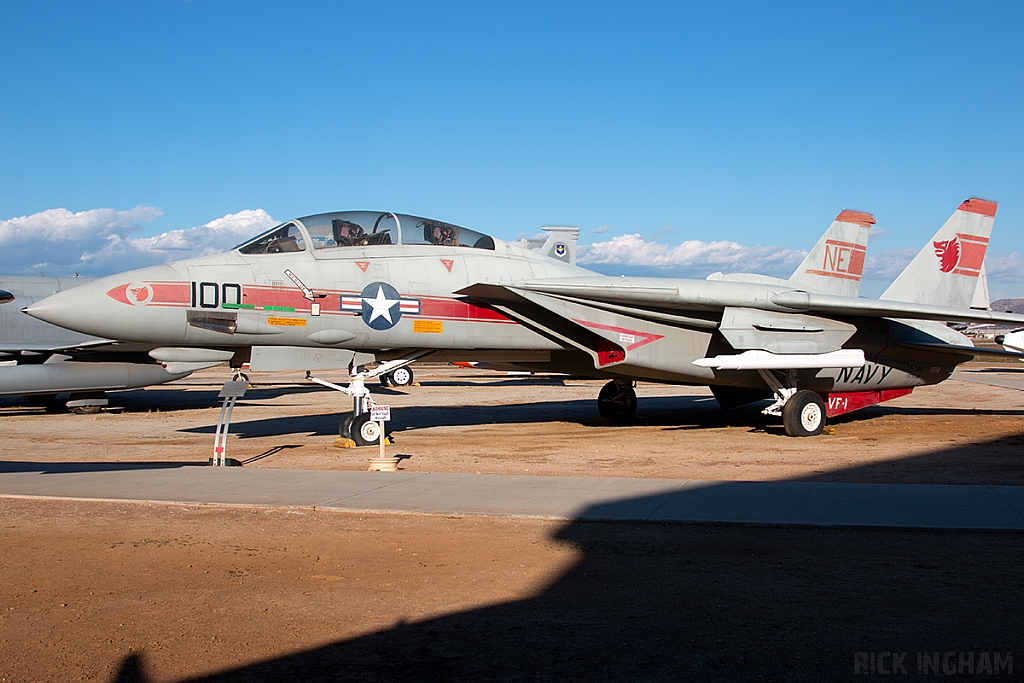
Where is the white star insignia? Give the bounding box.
[364,285,399,324]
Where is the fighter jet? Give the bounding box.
[1,276,218,411]
[24,200,1024,442]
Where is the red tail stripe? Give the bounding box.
[958,198,998,217]
[835,210,875,227]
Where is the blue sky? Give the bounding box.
[2,2,1023,297]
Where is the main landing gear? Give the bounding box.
[758,370,826,437]
[597,380,637,421]
[307,353,431,447]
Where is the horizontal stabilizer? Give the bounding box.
[769,289,1024,325]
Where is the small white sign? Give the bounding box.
[369,405,391,422]
[619,333,635,344]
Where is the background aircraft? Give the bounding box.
[1,276,215,412]
[997,329,1024,357]
[24,200,1024,442]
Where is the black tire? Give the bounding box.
[390,366,413,386]
[782,390,826,437]
[339,413,354,439]
[597,381,637,420]
[351,412,385,447]
[379,374,392,387]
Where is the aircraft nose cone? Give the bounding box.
[23,289,89,330]
[24,265,189,342]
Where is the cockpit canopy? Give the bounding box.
[238,211,495,255]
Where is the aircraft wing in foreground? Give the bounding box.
[25,200,1024,439]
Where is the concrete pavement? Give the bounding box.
[1,462,1023,529]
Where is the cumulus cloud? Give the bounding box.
[868,226,889,238]
[0,207,277,276]
[862,248,917,280]
[578,233,806,278]
[983,252,1024,300]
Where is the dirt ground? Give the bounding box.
[1,364,1023,681]
[2,364,1024,484]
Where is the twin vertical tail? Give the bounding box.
[881,198,996,308]
[788,210,873,297]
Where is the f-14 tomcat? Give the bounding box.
[25,199,1024,444]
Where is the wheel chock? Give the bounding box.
[823,426,836,435]
[332,437,392,448]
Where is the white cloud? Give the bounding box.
[868,226,889,238]
[578,233,806,277]
[0,207,276,276]
[862,248,917,279]
[590,224,611,234]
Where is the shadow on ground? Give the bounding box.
[0,461,205,474]
[111,490,1024,682]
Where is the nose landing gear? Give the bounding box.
[307,352,431,446]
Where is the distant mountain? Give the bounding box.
[990,298,1024,313]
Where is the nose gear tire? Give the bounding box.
[351,412,385,446]
[339,413,354,439]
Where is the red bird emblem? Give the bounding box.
[933,238,960,273]
[130,286,151,302]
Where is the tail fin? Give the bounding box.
[525,226,579,265]
[881,198,996,307]
[788,210,873,297]
[970,260,990,309]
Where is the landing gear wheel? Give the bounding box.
[339,413,354,439]
[782,390,826,437]
[351,413,385,447]
[597,381,637,421]
[379,374,392,387]
[390,366,413,387]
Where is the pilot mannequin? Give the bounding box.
[332,219,368,247]
[420,220,458,246]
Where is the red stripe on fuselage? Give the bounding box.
[107,282,513,324]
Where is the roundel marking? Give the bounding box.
[340,282,420,330]
[361,282,402,330]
